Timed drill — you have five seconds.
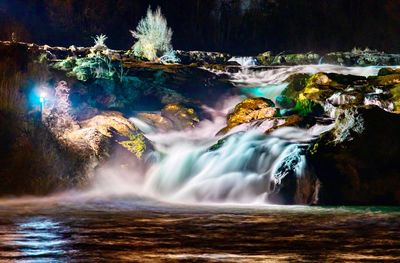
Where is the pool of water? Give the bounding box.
[0,196,399,262]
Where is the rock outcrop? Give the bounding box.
[137,103,199,132]
[309,106,400,205]
[218,97,277,134]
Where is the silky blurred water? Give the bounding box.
[0,196,399,262]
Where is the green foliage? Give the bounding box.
[53,57,76,71]
[59,54,126,82]
[130,6,173,61]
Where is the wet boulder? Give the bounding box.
[256,52,320,66]
[72,111,152,160]
[273,52,320,65]
[322,49,400,66]
[256,51,274,65]
[275,95,295,109]
[137,103,199,131]
[219,97,277,134]
[309,106,400,205]
[282,73,310,100]
[389,84,400,112]
[161,103,199,130]
[175,50,231,65]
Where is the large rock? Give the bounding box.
[323,49,400,66]
[175,50,231,65]
[309,106,400,205]
[219,97,277,134]
[256,51,320,65]
[137,103,199,131]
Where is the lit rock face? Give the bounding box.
[43,81,151,184]
[218,97,277,134]
[137,103,199,131]
[69,111,150,159]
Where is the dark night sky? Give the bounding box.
[1,0,400,55]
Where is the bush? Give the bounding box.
[130,6,174,61]
[92,34,108,51]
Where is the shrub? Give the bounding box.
[130,6,173,61]
[92,34,108,50]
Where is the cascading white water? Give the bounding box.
[142,128,317,204]
[228,64,393,86]
[228,56,258,67]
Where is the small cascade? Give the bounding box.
[228,56,258,67]
[142,127,324,204]
[227,64,390,87]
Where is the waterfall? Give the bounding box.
[228,56,258,67]
[143,130,309,204]
[227,64,391,87]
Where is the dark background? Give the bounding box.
[1,0,400,55]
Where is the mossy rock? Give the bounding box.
[118,132,147,159]
[282,73,310,99]
[390,84,400,111]
[293,94,323,117]
[372,74,400,87]
[377,67,400,76]
[224,97,276,131]
[281,53,320,65]
[161,103,199,130]
[256,51,273,65]
[301,73,347,102]
[276,95,295,109]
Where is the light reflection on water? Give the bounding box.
[0,197,399,262]
[0,217,70,262]
[16,218,68,257]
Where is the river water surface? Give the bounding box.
[0,196,399,262]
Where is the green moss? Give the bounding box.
[390,84,400,111]
[256,51,273,65]
[293,94,316,116]
[378,68,400,76]
[227,97,276,128]
[118,132,146,159]
[208,137,228,151]
[374,74,400,86]
[309,142,319,155]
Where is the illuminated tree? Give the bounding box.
[130,7,173,61]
